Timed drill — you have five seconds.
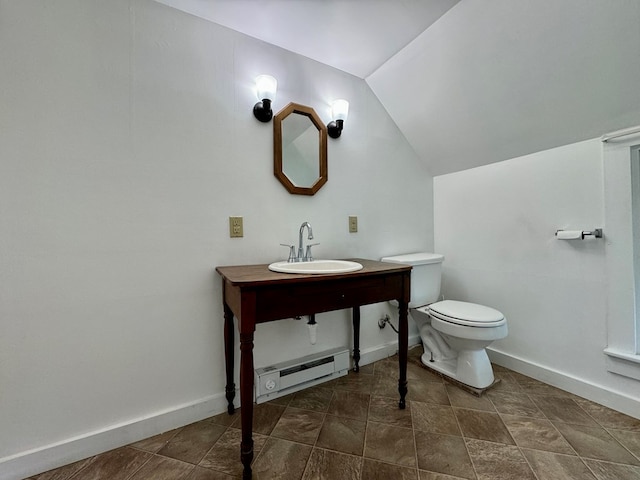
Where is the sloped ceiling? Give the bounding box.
[155,0,640,176]
[153,0,461,78]
[368,0,640,175]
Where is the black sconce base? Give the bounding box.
[327,119,344,139]
[253,99,273,122]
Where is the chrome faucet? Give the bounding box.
[297,222,314,262]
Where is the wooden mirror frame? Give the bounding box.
[274,102,328,195]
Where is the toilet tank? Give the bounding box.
[380,253,444,307]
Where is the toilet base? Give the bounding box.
[420,347,496,390]
[417,354,501,396]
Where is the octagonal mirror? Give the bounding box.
[274,102,328,195]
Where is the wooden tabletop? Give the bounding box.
[215,258,411,286]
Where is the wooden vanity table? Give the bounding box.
[215,258,411,479]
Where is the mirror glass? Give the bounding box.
[274,102,327,195]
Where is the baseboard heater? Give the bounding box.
[255,347,350,404]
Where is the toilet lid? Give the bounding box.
[427,300,505,327]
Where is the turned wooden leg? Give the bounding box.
[223,303,235,414]
[398,300,409,409]
[239,331,255,479]
[352,306,361,372]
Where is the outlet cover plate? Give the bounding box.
[349,215,358,233]
[229,216,243,238]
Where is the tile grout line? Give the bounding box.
[194,422,231,477]
[542,394,640,469]
[120,447,154,480]
[515,376,632,478]
[359,389,370,480]
[600,424,640,464]
[573,397,640,466]
[409,400,421,478]
[300,398,328,480]
[516,374,580,480]
[451,387,480,480]
[486,388,542,480]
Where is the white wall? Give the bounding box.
[434,139,640,418]
[0,0,432,476]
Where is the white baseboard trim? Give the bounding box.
[0,392,236,480]
[358,334,422,367]
[1,337,422,480]
[488,348,640,420]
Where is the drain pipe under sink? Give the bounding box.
[307,315,317,344]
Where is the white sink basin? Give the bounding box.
[268,259,363,275]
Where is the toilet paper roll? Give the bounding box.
[556,230,582,240]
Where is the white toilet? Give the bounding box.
[381,252,507,389]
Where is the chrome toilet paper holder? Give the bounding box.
[555,228,603,239]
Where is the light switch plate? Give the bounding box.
[229,216,243,238]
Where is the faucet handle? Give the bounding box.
[279,244,296,262]
[304,243,320,262]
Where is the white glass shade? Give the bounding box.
[331,99,349,121]
[255,75,277,101]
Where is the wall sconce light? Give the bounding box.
[253,75,277,122]
[327,99,349,138]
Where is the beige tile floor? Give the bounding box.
[27,347,640,480]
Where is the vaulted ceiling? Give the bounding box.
[155,0,640,176]
[154,0,461,78]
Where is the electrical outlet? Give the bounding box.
[229,216,243,238]
[349,215,358,233]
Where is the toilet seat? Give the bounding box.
[426,300,505,328]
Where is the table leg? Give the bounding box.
[352,306,361,372]
[398,300,408,409]
[239,331,255,479]
[223,303,235,414]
